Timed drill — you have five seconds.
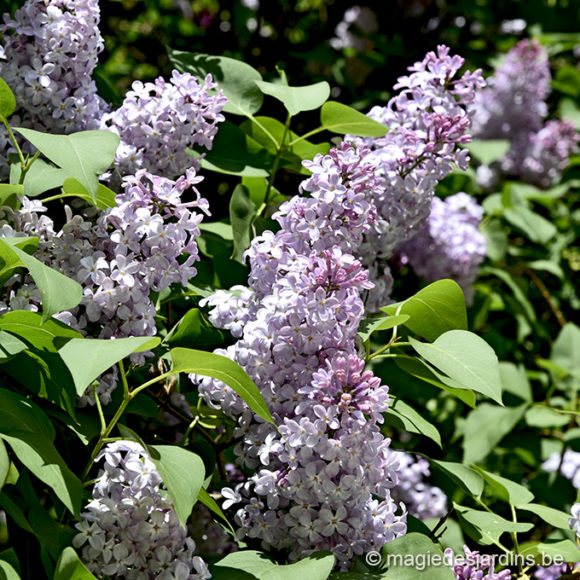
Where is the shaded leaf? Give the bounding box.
[229,185,256,263]
[54,547,97,580]
[383,396,441,447]
[470,466,534,506]
[0,78,16,118]
[428,459,484,498]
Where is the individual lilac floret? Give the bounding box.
[101,71,227,179]
[445,546,511,580]
[396,192,486,298]
[74,441,211,579]
[542,450,580,488]
[388,452,447,520]
[470,39,579,189]
[0,0,107,138]
[351,45,484,310]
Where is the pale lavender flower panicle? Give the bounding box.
[395,192,487,298]
[0,0,108,171]
[470,39,579,188]
[352,45,484,310]
[74,441,211,579]
[102,71,227,179]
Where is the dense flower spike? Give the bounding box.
[74,441,211,579]
[396,192,486,297]
[101,71,227,179]
[353,45,484,309]
[445,546,511,580]
[0,169,209,403]
[388,452,447,520]
[470,39,579,188]
[0,0,107,170]
[196,142,407,564]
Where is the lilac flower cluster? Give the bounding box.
[396,192,487,298]
[1,169,209,403]
[73,441,211,579]
[542,449,580,488]
[0,0,107,164]
[445,546,511,580]
[195,143,407,564]
[352,46,484,310]
[388,452,447,520]
[470,39,579,189]
[101,71,227,179]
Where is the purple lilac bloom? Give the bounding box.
[194,143,407,566]
[445,546,511,580]
[542,450,580,488]
[0,0,108,171]
[0,169,209,404]
[470,39,579,188]
[101,71,227,179]
[396,192,487,299]
[534,563,573,580]
[74,441,211,579]
[389,452,447,520]
[352,45,484,310]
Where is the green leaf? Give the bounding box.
[169,49,263,116]
[470,466,534,506]
[147,445,205,527]
[171,348,274,424]
[464,140,510,165]
[0,311,82,352]
[0,391,81,516]
[320,101,388,136]
[503,206,557,244]
[499,362,532,402]
[0,238,82,321]
[0,184,22,209]
[525,406,570,428]
[521,540,580,563]
[428,459,484,498]
[216,550,334,580]
[0,440,8,491]
[10,158,69,197]
[163,309,225,349]
[197,488,234,534]
[380,533,455,580]
[0,331,27,361]
[13,128,119,196]
[0,78,16,118]
[254,80,330,116]
[230,184,256,263]
[517,504,572,529]
[199,121,272,177]
[381,280,468,342]
[59,336,161,397]
[409,330,503,403]
[61,178,117,210]
[394,356,477,408]
[0,560,20,580]
[481,219,508,263]
[54,547,97,580]
[462,403,528,464]
[552,323,580,378]
[383,396,441,447]
[454,504,533,545]
[358,314,410,343]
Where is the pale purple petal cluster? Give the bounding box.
[388,452,447,520]
[534,563,573,580]
[74,441,211,579]
[353,45,484,310]
[396,192,486,296]
[0,169,209,404]
[445,546,511,580]
[470,39,579,188]
[542,450,580,488]
[0,0,108,169]
[101,71,227,179]
[194,142,407,565]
